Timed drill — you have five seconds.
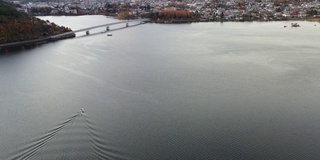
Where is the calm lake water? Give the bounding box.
[1,15,320,159]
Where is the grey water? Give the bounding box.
[1,15,320,159]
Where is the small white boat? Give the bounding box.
[80,108,85,114]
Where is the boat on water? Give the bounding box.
[80,108,85,114]
[107,34,112,36]
[291,23,300,27]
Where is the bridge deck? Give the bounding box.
[0,19,150,50]
[51,19,150,38]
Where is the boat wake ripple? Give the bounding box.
[7,111,128,160]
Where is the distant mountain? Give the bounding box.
[0,0,72,44]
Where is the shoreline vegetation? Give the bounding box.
[118,10,201,23]
[116,9,320,23]
[304,17,320,22]
[0,1,75,51]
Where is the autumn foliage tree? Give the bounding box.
[158,10,192,19]
[0,1,72,44]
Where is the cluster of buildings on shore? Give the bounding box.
[8,0,320,21]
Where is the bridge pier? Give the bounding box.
[126,23,129,27]
[106,26,109,31]
[86,31,90,35]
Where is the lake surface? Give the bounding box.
[1,15,320,159]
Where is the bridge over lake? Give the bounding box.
[52,18,150,38]
[0,19,150,51]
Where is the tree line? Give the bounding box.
[158,10,193,19]
[141,10,200,22]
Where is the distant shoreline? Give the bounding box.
[120,16,320,24]
[303,18,320,22]
[2,16,319,52]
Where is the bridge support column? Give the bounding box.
[86,31,90,35]
[106,26,109,31]
[126,23,129,27]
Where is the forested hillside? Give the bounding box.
[0,1,72,44]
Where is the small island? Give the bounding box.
[0,1,75,51]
